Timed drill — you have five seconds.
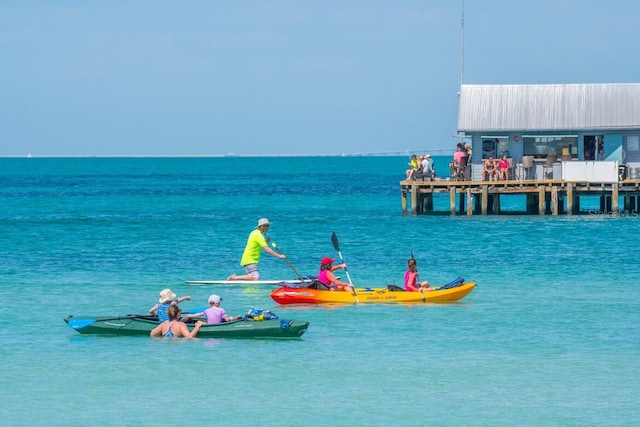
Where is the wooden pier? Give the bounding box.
[400,178,640,215]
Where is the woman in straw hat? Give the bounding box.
[148,288,191,322]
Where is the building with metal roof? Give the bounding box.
[455,83,640,181]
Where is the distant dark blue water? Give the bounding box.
[1,157,638,426]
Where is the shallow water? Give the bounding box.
[1,157,638,426]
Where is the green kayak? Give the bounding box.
[64,315,309,339]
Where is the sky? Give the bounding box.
[2,0,640,157]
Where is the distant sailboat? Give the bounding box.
[27,152,32,158]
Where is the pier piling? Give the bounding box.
[400,178,640,216]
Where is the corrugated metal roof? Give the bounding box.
[457,83,640,132]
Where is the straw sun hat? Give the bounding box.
[158,288,176,303]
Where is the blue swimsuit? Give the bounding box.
[157,302,171,322]
[163,321,176,338]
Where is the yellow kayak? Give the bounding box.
[270,280,476,305]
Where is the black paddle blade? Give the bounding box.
[331,232,340,251]
[410,249,415,259]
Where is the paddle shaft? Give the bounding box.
[334,248,353,285]
[330,232,358,303]
[271,242,305,282]
[71,314,154,323]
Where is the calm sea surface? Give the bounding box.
[1,157,638,426]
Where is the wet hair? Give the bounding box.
[407,258,417,268]
[167,305,181,320]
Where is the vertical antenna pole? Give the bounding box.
[460,0,465,86]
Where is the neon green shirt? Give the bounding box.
[240,229,268,266]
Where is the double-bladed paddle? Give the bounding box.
[65,314,154,330]
[330,232,358,303]
[271,242,305,283]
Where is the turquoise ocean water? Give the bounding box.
[1,156,638,426]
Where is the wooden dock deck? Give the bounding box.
[400,178,640,215]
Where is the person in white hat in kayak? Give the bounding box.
[227,218,285,281]
[182,294,243,325]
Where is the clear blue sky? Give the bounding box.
[2,1,639,156]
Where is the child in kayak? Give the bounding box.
[404,258,433,292]
[182,294,243,325]
[148,288,191,322]
[150,305,203,339]
[317,257,354,293]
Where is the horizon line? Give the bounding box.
[5,149,456,159]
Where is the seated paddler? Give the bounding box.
[318,256,354,293]
[404,258,433,292]
[182,294,243,324]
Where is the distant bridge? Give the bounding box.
[343,149,456,157]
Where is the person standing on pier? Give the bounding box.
[464,144,472,180]
[452,146,467,180]
[227,218,286,281]
[458,145,469,179]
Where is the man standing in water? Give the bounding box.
[227,218,285,281]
